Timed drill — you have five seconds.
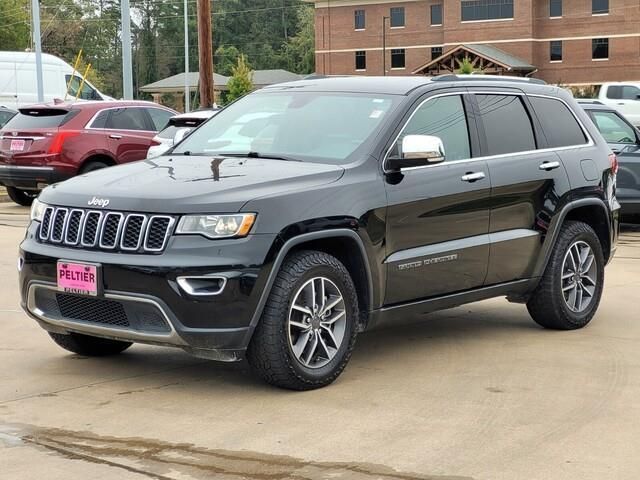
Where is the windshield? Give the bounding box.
[172,91,398,164]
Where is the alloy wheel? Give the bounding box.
[561,240,597,313]
[287,276,347,369]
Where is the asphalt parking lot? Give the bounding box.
[1,201,639,480]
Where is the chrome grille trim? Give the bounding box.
[120,214,147,251]
[98,212,125,249]
[81,211,103,247]
[37,207,174,253]
[39,207,55,241]
[144,216,175,252]
[49,208,69,243]
[64,209,85,245]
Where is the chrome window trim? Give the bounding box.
[382,90,595,174]
[120,214,148,251]
[64,209,85,245]
[98,212,125,249]
[143,215,175,252]
[26,282,185,345]
[177,276,228,296]
[49,208,69,243]
[80,210,104,247]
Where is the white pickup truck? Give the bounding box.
[594,83,640,127]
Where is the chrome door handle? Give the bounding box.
[539,161,560,171]
[461,172,485,182]
[109,134,123,140]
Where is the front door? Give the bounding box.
[383,92,491,305]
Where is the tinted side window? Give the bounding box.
[590,111,637,144]
[65,75,100,100]
[90,110,111,128]
[475,94,536,155]
[605,85,622,99]
[622,86,640,100]
[529,96,587,148]
[398,95,471,162]
[147,108,174,131]
[106,108,149,131]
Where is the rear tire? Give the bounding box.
[6,186,37,206]
[49,332,132,356]
[527,221,605,330]
[247,250,359,390]
[81,160,110,173]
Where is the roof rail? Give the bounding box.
[576,99,603,105]
[432,74,547,85]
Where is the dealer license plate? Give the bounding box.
[57,261,99,296]
[10,139,25,151]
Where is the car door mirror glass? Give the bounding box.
[173,128,191,145]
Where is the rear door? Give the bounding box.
[471,91,573,285]
[102,107,156,164]
[383,91,492,304]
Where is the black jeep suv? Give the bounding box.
[19,76,620,390]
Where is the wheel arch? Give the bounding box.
[245,229,374,346]
[79,153,116,173]
[534,198,613,279]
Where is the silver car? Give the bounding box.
[146,109,219,159]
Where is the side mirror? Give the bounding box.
[387,135,445,171]
[173,127,191,145]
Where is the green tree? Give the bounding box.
[214,45,241,76]
[0,0,30,50]
[457,56,475,74]
[226,55,253,103]
[281,5,314,74]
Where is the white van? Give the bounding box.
[0,51,113,109]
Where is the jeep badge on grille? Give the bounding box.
[88,197,110,208]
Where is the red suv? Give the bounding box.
[0,101,176,205]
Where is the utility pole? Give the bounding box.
[121,0,134,100]
[184,0,190,112]
[382,16,389,76]
[31,0,44,102]
[197,0,214,108]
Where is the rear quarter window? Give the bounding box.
[529,96,587,148]
[3,109,79,129]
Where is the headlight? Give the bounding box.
[176,213,256,239]
[30,198,47,221]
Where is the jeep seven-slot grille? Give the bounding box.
[39,207,174,254]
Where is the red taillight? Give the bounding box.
[48,131,80,154]
[608,152,619,175]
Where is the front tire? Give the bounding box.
[247,250,359,390]
[81,160,110,173]
[6,186,37,206]
[49,332,132,356]
[527,221,605,330]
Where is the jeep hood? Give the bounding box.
[39,156,345,213]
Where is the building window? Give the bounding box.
[431,47,443,60]
[354,9,365,30]
[390,7,405,27]
[592,38,609,60]
[431,4,443,25]
[355,51,366,70]
[592,0,609,14]
[550,40,562,61]
[461,0,514,21]
[391,49,405,69]
[550,0,562,17]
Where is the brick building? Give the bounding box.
[306,0,640,85]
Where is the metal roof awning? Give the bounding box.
[413,44,537,76]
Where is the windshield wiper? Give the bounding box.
[217,152,302,162]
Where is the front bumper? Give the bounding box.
[19,223,278,360]
[0,164,72,190]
